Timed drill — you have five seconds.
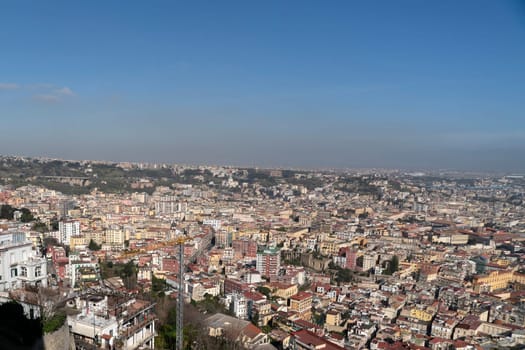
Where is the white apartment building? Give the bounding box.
[59,219,80,245]
[202,219,222,230]
[226,293,248,320]
[0,231,47,291]
[68,295,156,350]
[244,271,262,284]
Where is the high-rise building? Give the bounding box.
[233,238,258,259]
[256,248,281,277]
[154,195,184,216]
[58,220,80,245]
[215,231,232,248]
[362,253,377,271]
[339,247,359,270]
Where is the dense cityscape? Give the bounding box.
[0,155,524,350]
[2,2,524,349]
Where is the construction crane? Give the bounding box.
[175,231,191,350]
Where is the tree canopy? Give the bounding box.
[384,255,399,275]
[88,239,102,251]
[0,205,35,222]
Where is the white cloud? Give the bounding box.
[0,82,76,102]
[33,94,60,103]
[0,83,19,90]
[55,87,75,96]
[31,85,75,102]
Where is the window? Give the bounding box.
[35,266,42,277]
[20,267,27,277]
[11,268,17,277]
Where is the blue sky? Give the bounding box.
[1,1,524,171]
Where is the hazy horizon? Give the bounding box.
[1,1,524,172]
[2,153,524,177]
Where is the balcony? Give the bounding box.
[121,313,155,339]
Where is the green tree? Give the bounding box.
[88,239,101,251]
[32,221,49,233]
[335,268,354,284]
[152,275,168,294]
[20,208,35,222]
[0,204,15,220]
[385,255,399,275]
[251,312,259,326]
[156,306,213,350]
[50,217,59,231]
[261,325,272,333]
[312,311,325,326]
[42,236,59,250]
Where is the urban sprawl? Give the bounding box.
[1,155,524,350]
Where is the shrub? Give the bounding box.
[43,313,66,334]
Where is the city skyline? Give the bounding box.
[1,1,524,171]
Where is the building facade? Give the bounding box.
[0,231,47,291]
[256,248,281,277]
[59,220,80,245]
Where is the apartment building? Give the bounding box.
[0,231,47,291]
[59,219,80,245]
[256,248,281,277]
[289,291,313,321]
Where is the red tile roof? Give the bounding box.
[290,291,312,301]
[292,329,344,350]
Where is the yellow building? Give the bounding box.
[270,283,298,299]
[286,228,309,239]
[494,259,510,267]
[70,235,87,250]
[318,239,343,256]
[325,310,341,326]
[289,292,313,321]
[85,230,105,245]
[514,273,525,285]
[410,308,433,322]
[473,270,515,292]
[105,227,125,246]
[354,207,373,216]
